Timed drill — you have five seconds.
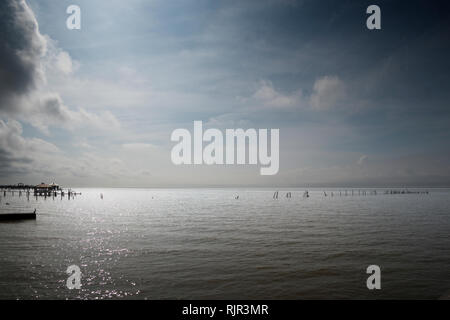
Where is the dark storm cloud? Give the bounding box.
[0,0,45,178]
[0,0,45,112]
[0,0,120,134]
[0,0,74,131]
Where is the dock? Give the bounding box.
[0,183,81,200]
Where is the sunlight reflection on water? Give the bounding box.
[0,188,449,299]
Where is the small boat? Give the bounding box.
[0,209,37,221]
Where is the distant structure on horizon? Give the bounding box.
[34,182,61,193]
[0,182,72,198]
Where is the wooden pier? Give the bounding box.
[0,183,81,200]
[272,188,430,199]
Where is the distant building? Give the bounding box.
[34,182,60,193]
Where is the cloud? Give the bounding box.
[1,0,449,187]
[122,143,156,150]
[245,77,348,112]
[0,0,119,133]
[252,81,303,108]
[310,75,346,110]
[44,38,78,75]
[205,113,250,128]
[0,0,46,112]
[0,118,59,177]
[0,118,138,184]
[9,92,120,134]
[357,155,368,166]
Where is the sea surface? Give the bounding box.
[0,188,449,299]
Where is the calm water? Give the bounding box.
[0,188,449,299]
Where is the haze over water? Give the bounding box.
[0,188,449,299]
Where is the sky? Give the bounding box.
[0,0,450,187]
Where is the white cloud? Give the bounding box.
[310,75,346,110]
[245,77,347,112]
[11,92,120,135]
[357,154,368,165]
[0,119,59,155]
[0,119,60,177]
[252,80,303,108]
[43,38,78,76]
[0,118,140,184]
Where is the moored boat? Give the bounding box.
[0,210,36,221]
